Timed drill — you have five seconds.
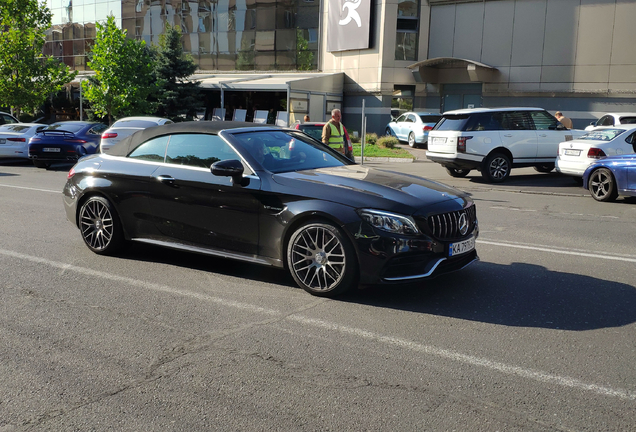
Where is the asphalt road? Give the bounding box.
[1,155,635,431]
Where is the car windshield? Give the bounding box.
[112,120,161,128]
[298,125,323,142]
[581,129,625,141]
[433,114,471,131]
[231,130,349,174]
[0,124,31,133]
[45,123,85,133]
[419,115,441,123]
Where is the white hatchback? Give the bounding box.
[100,117,172,153]
[426,107,585,182]
[555,126,636,179]
[0,123,47,159]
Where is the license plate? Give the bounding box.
[43,148,61,152]
[564,149,580,156]
[432,137,447,144]
[449,236,475,257]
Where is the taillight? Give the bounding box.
[102,132,118,139]
[65,139,87,143]
[7,137,26,142]
[587,148,606,159]
[67,167,75,179]
[423,126,433,131]
[457,136,472,153]
[30,137,41,142]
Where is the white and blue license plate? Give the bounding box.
[564,149,580,156]
[431,137,446,144]
[449,236,475,257]
[43,147,61,152]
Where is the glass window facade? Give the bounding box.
[395,0,419,61]
[44,0,319,71]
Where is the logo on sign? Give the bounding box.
[338,0,362,27]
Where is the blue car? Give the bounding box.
[28,121,107,168]
[582,154,636,202]
[385,112,441,148]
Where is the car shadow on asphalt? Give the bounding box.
[340,261,636,331]
[463,172,584,189]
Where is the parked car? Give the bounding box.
[294,122,353,160]
[100,116,173,153]
[582,154,636,202]
[585,113,636,131]
[28,121,107,168]
[0,111,19,125]
[0,123,47,159]
[65,121,478,297]
[426,107,586,182]
[556,126,636,180]
[385,112,442,148]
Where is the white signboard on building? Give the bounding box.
[327,0,371,52]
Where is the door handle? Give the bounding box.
[155,175,178,187]
[503,134,513,137]
[539,134,547,137]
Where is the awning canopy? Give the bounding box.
[407,57,498,83]
[194,72,344,94]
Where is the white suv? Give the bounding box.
[426,107,586,182]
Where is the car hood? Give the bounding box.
[272,165,471,214]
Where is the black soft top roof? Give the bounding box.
[105,121,276,156]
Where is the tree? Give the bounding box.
[0,0,77,119]
[153,24,203,121]
[82,15,157,125]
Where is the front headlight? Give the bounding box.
[357,209,420,235]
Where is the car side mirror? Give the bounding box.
[211,159,248,186]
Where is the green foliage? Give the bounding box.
[365,133,378,145]
[352,143,413,158]
[83,15,157,124]
[377,136,399,149]
[296,29,314,71]
[152,24,203,121]
[0,0,77,119]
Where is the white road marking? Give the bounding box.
[1,246,634,402]
[478,239,636,263]
[490,206,537,212]
[0,183,60,194]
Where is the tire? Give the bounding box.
[33,160,51,169]
[78,196,125,255]
[385,127,393,136]
[287,221,358,297]
[446,167,471,178]
[481,152,511,183]
[408,132,416,148]
[534,164,555,173]
[588,168,618,202]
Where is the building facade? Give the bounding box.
[44,0,636,134]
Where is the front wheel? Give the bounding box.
[481,152,511,183]
[78,196,125,255]
[588,168,618,202]
[385,127,393,136]
[408,132,416,148]
[446,167,471,178]
[287,221,358,297]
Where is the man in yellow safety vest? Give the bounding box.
[322,109,346,155]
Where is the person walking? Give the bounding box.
[555,111,573,129]
[322,109,346,155]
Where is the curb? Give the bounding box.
[354,156,414,163]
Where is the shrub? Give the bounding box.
[377,136,399,149]
[365,133,378,145]
[350,134,361,144]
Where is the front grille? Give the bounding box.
[427,204,477,240]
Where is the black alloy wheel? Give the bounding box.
[482,152,511,183]
[408,132,416,148]
[287,221,358,297]
[588,168,618,202]
[78,196,125,255]
[534,164,555,173]
[446,167,471,178]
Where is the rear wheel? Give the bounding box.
[78,196,125,255]
[287,221,358,297]
[588,168,618,202]
[534,164,555,173]
[385,127,393,136]
[33,160,51,169]
[408,132,416,148]
[481,152,511,183]
[446,167,471,178]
